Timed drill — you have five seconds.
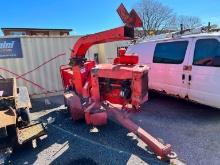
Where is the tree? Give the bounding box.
[134,0,175,36]
[134,0,202,36]
[175,15,202,30]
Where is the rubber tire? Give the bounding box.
[19,108,31,125]
[64,96,70,113]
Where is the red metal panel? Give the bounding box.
[60,65,73,89]
[117,3,143,27]
[90,72,100,102]
[72,61,95,96]
[71,26,134,58]
[85,112,107,126]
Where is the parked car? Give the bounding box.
[126,32,220,109]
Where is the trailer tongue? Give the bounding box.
[60,3,177,161]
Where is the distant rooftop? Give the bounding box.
[1,27,72,36]
[1,27,72,31]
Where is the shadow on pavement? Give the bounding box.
[9,95,166,165]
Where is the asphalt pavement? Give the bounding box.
[8,92,220,165]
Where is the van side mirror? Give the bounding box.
[214,56,220,66]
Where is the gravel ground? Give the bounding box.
[8,92,220,165]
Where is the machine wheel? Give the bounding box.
[19,108,31,126]
[64,96,70,113]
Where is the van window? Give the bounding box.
[153,41,188,64]
[193,39,220,67]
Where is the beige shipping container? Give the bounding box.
[0,36,95,97]
[98,41,130,64]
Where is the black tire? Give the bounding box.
[19,108,30,125]
[64,96,70,113]
[1,125,17,148]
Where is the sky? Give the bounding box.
[0,0,220,35]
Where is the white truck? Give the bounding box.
[127,32,220,109]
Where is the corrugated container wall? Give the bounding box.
[98,41,130,63]
[0,36,129,98]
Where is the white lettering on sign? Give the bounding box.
[0,41,15,49]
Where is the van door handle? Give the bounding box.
[182,74,185,80]
[188,75,192,81]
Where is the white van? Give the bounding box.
[126,33,220,109]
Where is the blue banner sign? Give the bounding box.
[0,38,23,59]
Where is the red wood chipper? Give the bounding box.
[60,3,177,161]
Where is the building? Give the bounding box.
[1,28,72,36]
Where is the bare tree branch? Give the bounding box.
[134,0,202,37]
[134,0,175,36]
[176,15,202,29]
